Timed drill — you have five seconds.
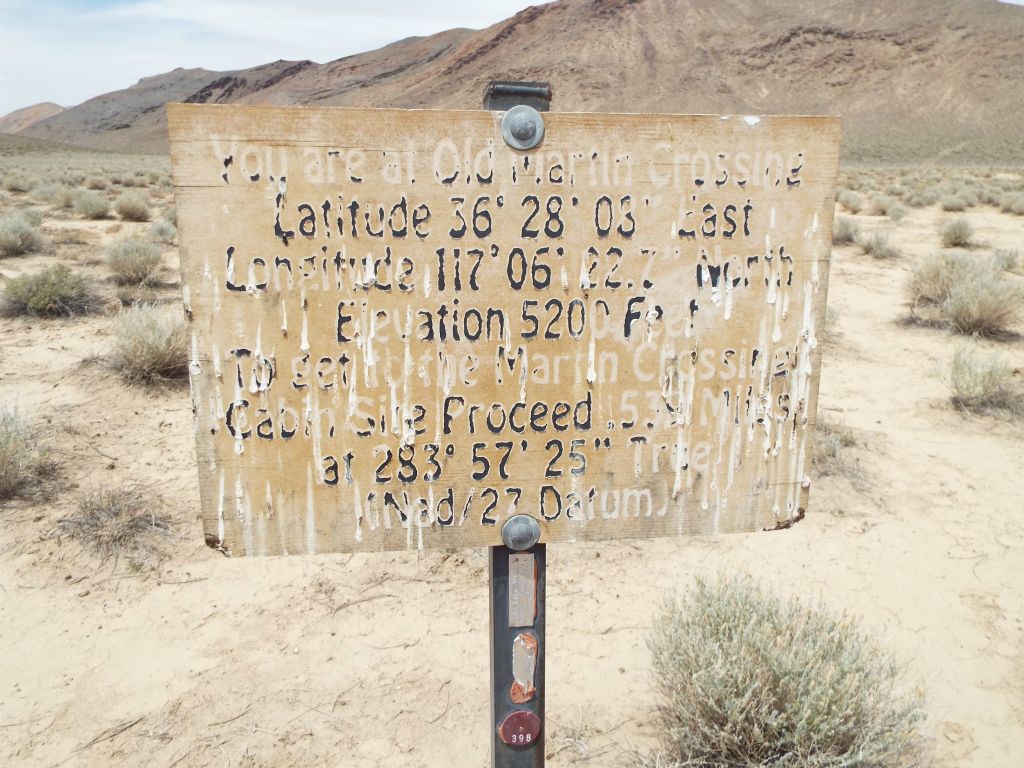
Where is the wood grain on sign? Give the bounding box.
[167,103,840,556]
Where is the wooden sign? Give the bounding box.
[168,104,840,556]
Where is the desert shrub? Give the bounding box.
[3,173,34,193]
[72,190,110,219]
[943,273,1024,336]
[2,264,99,317]
[148,171,161,185]
[57,484,170,562]
[907,251,970,308]
[940,218,974,248]
[33,182,69,205]
[864,194,891,216]
[886,200,909,221]
[106,237,162,285]
[906,192,934,208]
[993,250,1019,272]
[0,210,45,256]
[947,348,1023,416]
[908,251,1024,335]
[114,191,151,222]
[648,576,926,768]
[148,219,176,244]
[85,176,108,190]
[1000,193,1024,215]
[162,205,177,226]
[836,190,862,214]
[857,231,899,259]
[832,216,859,245]
[109,304,189,384]
[0,408,51,499]
[940,195,968,212]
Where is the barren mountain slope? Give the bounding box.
[0,102,64,133]
[12,0,1024,161]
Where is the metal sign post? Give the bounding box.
[486,82,552,768]
[491,516,546,767]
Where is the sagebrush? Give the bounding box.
[0,210,45,257]
[647,576,926,768]
[106,238,162,285]
[946,348,1024,417]
[2,264,99,317]
[0,408,52,499]
[109,304,189,383]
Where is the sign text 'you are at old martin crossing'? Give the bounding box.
[167,104,840,556]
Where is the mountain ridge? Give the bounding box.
[6,0,1024,162]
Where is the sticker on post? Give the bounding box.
[508,553,537,627]
[510,632,538,703]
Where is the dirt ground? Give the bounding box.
[1,165,1023,767]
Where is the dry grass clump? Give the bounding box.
[106,237,162,284]
[993,249,1019,272]
[939,218,974,249]
[0,210,46,256]
[865,194,908,221]
[647,576,926,768]
[940,195,968,212]
[3,173,35,193]
[33,181,74,208]
[148,219,176,244]
[836,190,862,214]
[832,216,859,246]
[857,231,899,260]
[57,484,170,562]
[0,408,52,499]
[73,190,110,219]
[1,264,101,317]
[85,176,108,190]
[1000,193,1024,215]
[114,191,151,222]
[109,304,189,384]
[946,348,1023,417]
[907,252,1023,336]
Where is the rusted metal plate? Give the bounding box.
[498,710,542,748]
[168,104,840,556]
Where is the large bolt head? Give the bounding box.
[501,514,542,551]
[501,105,545,151]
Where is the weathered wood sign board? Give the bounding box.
[168,104,840,556]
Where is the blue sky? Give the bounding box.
[0,0,538,115]
[1,0,1022,117]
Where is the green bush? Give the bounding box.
[0,408,51,499]
[648,576,926,768]
[947,348,1023,416]
[114,191,151,222]
[73,190,110,219]
[939,218,974,249]
[0,210,46,257]
[106,238,162,285]
[2,264,99,317]
[110,304,189,384]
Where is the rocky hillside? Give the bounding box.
[7,0,1024,162]
[0,102,64,134]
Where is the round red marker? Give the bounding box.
[498,710,541,747]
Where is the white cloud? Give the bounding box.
[0,0,540,115]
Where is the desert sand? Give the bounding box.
[0,156,1022,768]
